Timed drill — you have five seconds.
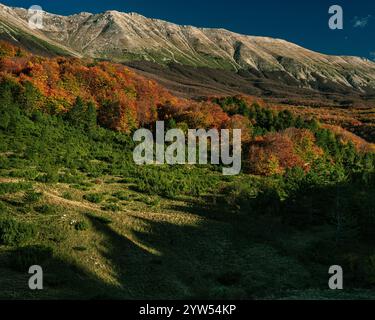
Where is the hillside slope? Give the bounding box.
[0,83,374,300]
[0,37,374,300]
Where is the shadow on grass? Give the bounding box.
[84,212,247,299]
[0,245,118,300]
[0,207,249,300]
[2,176,375,300]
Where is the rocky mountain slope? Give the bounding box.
[1,3,375,97]
[0,3,80,57]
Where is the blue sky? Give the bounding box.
[2,0,375,59]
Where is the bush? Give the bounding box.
[71,183,92,191]
[0,201,8,213]
[0,182,32,195]
[44,227,67,243]
[62,192,73,200]
[23,190,43,204]
[133,167,218,199]
[221,181,260,210]
[140,196,160,207]
[83,193,104,204]
[74,220,89,231]
[10,245,53,272]
[0,218,36,246]
[8,169,39,180]
[35,170,59,183]
[112,191,129,201]
[34,204,56,215]
[101,204,120,212]
[58,172,84,184]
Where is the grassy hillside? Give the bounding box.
[0,42,375,300]
[0,21,77,57]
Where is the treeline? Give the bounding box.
[0,39,374,185]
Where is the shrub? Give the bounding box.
[34,204,56,215]
[62,192,73,200]
[16,207,28,214]
[35,169,59,183]
[8,169,39,180]
[0,182,32,195]
[0,156,10,169]
[23,190,43,204]
[73,246,87,251]
[112,191,129,201]
[0,201,8,213]
[0,218,36,246]
[221,182,259,210]
[58,173,84,184]
[83,193,104,204]
[101,204,121,212]
[74,220,89,231]
[71,184,91,191]
[133,167,217,199]
[141,196,160,206]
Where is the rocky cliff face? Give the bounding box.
[1,3,375,95]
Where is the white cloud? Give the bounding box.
[353,15,372,28]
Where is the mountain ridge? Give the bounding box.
[0,3,375,98]
[7,6,371,61]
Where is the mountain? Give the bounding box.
[0,3,81,57]
[1,3,375,101]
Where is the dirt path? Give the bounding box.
[43,191,102,213]
[0,178,23,183]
